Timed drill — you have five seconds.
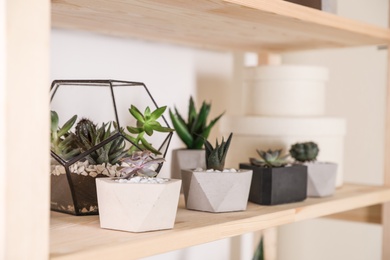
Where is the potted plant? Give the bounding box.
[169,96,224,179]
[96,150,181,233]
[240,149,307,205]
[181,133,253,213]
[50,79,174,216]
[289,141,337,197]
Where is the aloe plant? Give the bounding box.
[75,118,127,165]
[169,96,224,149]
[50,111,80,160]
[119,150,165,178]
[289,141,319,163]
[126,105,174,155]
[204,133,233,171]
[250,149,289,168]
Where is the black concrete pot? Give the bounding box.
[239,163,308,205]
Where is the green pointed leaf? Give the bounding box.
[187,97,197,127]
[140,136,161,155]
[129,105,145,123]
[144,123,154,136]
[149,106,167,121]
[51,111,59,133]
[127,126,143,134]
[169,109,193,148]
[144,106,151,120]
[191,102,210,133]
[58,115,77,138]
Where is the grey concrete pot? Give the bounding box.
[305,162,337,197]
[181,169,253,213]
[171,149,206,179]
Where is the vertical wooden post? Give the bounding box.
[1,0,50,259]
[382,5,390,259]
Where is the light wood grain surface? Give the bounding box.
[50,183,390,260]
[51,0,390,52]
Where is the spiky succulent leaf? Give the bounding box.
[170,97,224,149]
[204,133,233,171]
[289,142,319,162]
[169,108,193,148]
[119,150,164,179]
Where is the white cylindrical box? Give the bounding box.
[246,65,329,116]
[220,116,346,187]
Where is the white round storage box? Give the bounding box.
[246,65,329,116]
[220,116,346,187]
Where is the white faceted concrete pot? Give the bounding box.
[171,149,206,179]
[305,162,337,197]
[245,65,328,116]
[181,169,253,213]
[96,178,181,232]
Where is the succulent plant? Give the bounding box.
[204,133,233,171]
[289,142,319,163]
[75,118,127,165]
[250,149,289,168]
[126,105,174,155]
[119,150,165,178]
[50,111,80,160]
[169,96,224,149]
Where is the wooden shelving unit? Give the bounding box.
[3,0,390,259]
[50,184,390,260]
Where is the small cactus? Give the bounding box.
[289,142,319,163]
[204,133,233,171]
[250,149,289,168]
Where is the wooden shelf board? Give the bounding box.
[51,0,390,52]
[325,204,382,224]
[50,183,390,260]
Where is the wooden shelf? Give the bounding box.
[51,0,390,52]
[50,183,390,260]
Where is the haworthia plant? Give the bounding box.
[204,133,233,171]
[50,111,80,160]
[169,96,224,149]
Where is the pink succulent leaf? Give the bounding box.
[142,158,165,168]
[120,166,138,174]
[138,168,158,177]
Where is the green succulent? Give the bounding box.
[204,133,233,171]
[169,96,224,149]
[289,141,319,163]
[75,118,127,165]
[126,105,174,155]
[50,111,80,160]
[250,149,289,168]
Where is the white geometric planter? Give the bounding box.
[306,162,337,197]
[171,149,206,179]
[96,178,181,232]
[181,169,253,213]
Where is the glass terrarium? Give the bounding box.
[50,80,173,215]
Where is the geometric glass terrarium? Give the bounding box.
[50,80,173,215]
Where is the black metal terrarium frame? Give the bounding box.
[50,80,173,216]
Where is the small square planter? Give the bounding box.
[96,178,181,232]
[305,162,337,197]
[181,169,253,213]
[171,149,206,179]
[239,164,307,205]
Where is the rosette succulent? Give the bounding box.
[250,149,289,168]
[119,150,165,178]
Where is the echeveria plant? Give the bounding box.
[250,149,289,168]
[120,150,165,178]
